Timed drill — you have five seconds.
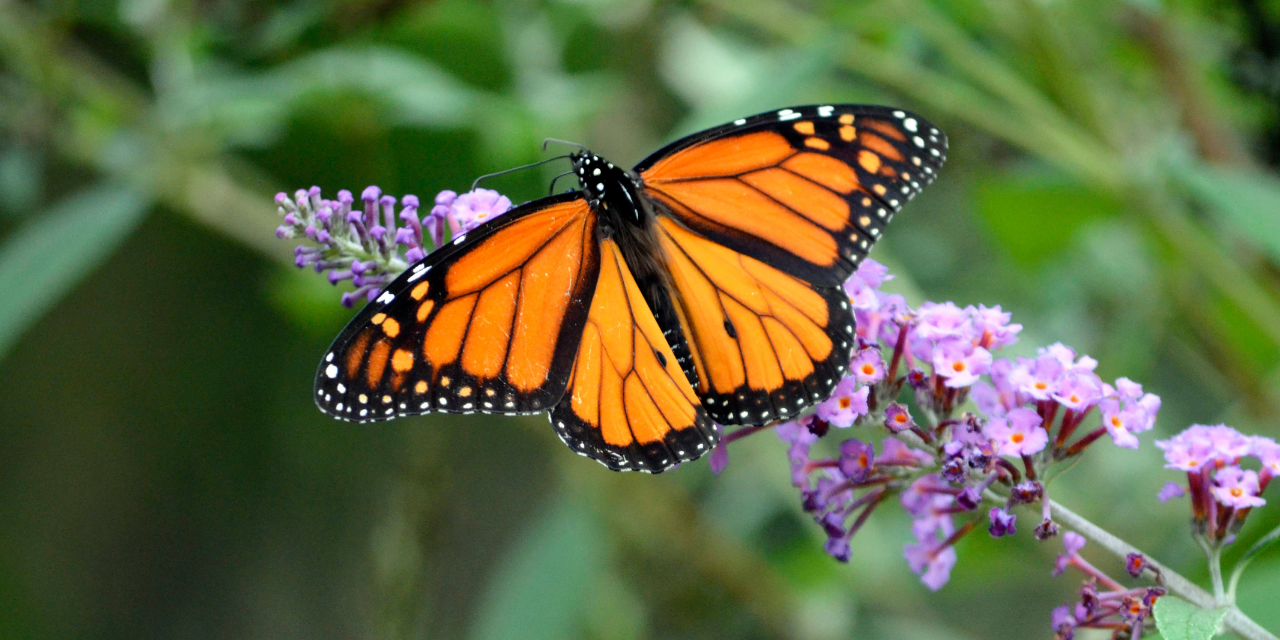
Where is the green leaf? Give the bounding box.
[469,500,603,640]
[1153,595,1228,640]
[177,47,480,146]
[1171,161,1280,265]
[0,183,150,361]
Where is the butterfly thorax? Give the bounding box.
[570,149,668,302]
[571,150,647,229]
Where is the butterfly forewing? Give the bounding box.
[315,194,599,421]
[637,104,947,286]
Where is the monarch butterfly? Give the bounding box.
[315,104,947,472]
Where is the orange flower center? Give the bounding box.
[1069,394,1080,403]
[1231,487,1244,498]
[1110,416,1123,428]
[861,364,875,375]
[952,362,966,372]
[1011,433,1024,444]
[839,397,851,409]
[893,414,908,424]
[1034,382,1048,390]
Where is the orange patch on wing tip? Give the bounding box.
[793,121,815,135]
[366,340,392,387]
[780,152,859,194]
[346,330,372,377]
[840,125,856,142]
[417,299,435,322]
[392,349,415,373]
[414,380,428,394]
[410,281,430,300]
[858,150,882,173]
[873,184,887,195]
[864,119,908,141]
[860,131,905,161]
[371,313,386,325]
[804,137,830,150]
[839,113,855,125]
[382,317,401,338]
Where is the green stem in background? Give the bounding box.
[1048,500,1277,640]
[1208,544,1226,603]
[1228,523,1280,602]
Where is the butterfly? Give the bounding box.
[315,104,947,472]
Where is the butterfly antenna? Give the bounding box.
[471,155,570,191]
[548,170,577,195]
[542,138,587,152]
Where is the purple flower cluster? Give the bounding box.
[1156,425,1275,543]
[1049,533,1165,640]
[777,416,934,568]
[976,349,1161,455]
[276,186,511,306]
[714,258,1164,591]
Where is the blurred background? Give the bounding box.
[2,0,1280,638]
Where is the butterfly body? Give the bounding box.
[316,104,947,472]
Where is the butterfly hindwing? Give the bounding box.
[654,217,854,426]
[315,194,599,421]
[637,104,947,286]
[550,239,719,472]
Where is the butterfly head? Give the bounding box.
[571,150,644,225]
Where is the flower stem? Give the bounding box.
[1048,499,1277,640]
[1208,544,1226,603]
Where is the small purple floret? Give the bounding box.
[988,507,1016,537]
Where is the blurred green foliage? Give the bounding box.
[2,0,1280,638]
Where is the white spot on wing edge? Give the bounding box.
[817,105,834,117]
[733,118,746,125]
[376,291,395,305]
[904,117,918,132]
[325,364,338,379]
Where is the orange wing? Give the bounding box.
[315,194,599,421]
[549,239,719,472]
[655,217,854,425]
[637,105,946,286]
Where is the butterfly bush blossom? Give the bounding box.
[711,257,1171,592]
[707,257,1280,638]
[1155,425,1273,543]
[276,185,1277,639]
[275,186,511,306]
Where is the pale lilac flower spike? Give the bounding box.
[276,186,513,306]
